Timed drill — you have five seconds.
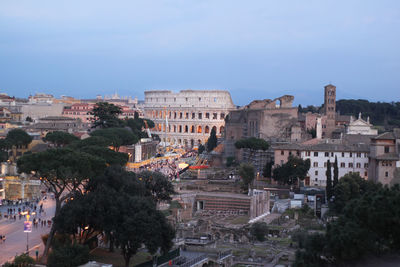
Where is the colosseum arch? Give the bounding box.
[191,125,195,133]
[190,139,194,147]
[173,125,176,132]
[184,125,188,133]
[212,126,217,133]
[179,125,182,133]
[197,125,202,133]
[205,126,210,134]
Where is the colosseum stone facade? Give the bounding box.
[144,90,236,148]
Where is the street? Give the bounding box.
[0,197,55,265]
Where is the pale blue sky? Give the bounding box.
[1,0,399,105]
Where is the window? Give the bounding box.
[214,97,217,102]
[185,98,188,101]
[220,113,225,119]
[192,113,195,119]
[325,152,329,157]
[315,171,318,175]
[289,151,292,156]
[198,113,202,119]
[364,163,369,168]
[357,153,361,158]
[174,98,176,102]
[313,162,318,167]
[364,172,368,177]
[349,152,353,157]
[349,163,353,168]
[314,152,318,157]
[199,97,201,101]
[180,112,183,119]
[385,171,389,177]
[185,113,189,119]
[281,150,284,155]
[384,146,390,153]
[205,113,210,119]
[342,152,345,157]
[356,163,361,168]
[306,151,311,156]
[213,113,218,119]
[315,178,318,181]
[340,162,345,168]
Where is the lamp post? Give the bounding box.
[23,211,33,254]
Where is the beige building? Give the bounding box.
[346,113,378,135]
[143,90,236,147]
[369,129,400,186]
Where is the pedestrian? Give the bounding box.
[0,235,2,243]
[2,235,5,243]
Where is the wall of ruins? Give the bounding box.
[144,90,236,147]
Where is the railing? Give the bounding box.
[178,255,208,267]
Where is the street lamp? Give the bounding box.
[24,212,32,254]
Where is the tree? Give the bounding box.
[235,137,269,151]
[136,170,176,203]
[25,116,33,122]
[333,156,339,188]
[17,148,107,258]
[198,144,205,154]
[47,243,90,267]
[6,128,32,148]
[90,127,139,151]
[89,102,123,128]
[250,222,268,242]
[262,161,273,178]
[115,196,175,267]
[238,163,255,192]
[273,155,310,185]
[326,160,333,201]
[43,131,79,147]
[206,127,218,152]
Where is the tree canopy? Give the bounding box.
[43,131,79,147]
[89,102,123,128]
[235,137,269,151]
[206,127,218,152]
[273,155,310,185]
[90,127,138,151]
[238,163,255,192]
[6,128,33,147]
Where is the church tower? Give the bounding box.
[323,84,336,138]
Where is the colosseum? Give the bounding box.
[144,90,236,148]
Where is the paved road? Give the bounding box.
[0,198,55,264]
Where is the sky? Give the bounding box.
[0,0,399,106]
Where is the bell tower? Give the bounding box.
[323,84,336,138]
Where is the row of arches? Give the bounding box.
[161,137,206,147]
[154,124,225,135]
[148,110,226,121]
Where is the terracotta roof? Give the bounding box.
[373,132,396,140]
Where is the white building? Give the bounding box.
[274,141,370,187]
[346,112,378,135]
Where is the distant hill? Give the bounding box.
[336,99,400,129]
[299,99,400,130]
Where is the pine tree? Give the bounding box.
[333,156,339,188]
[326,160,333,201]
[206,127,218,152]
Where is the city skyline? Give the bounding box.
[1,1,400,105]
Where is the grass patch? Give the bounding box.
[90,248,151,267]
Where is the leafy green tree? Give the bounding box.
[79,145,128,166]
[262,161,273,178]
[333,156,339,188]
[235,137,269,151]
[136,170,176,203]
[326,160,333,201]
[293,233,327,267]
[47,243,90,267]
[206,127,218,152]
[70,136,111,148]
[17,148,107,258]
[6,128,33,148]
[89,102,123,128]
[238,163,255,192]
[90,127,138,151]
[273,155,310,185]
[43,131,79,147]
[331,172,380,213]
[115,196,175,267]
[25,116,33,122]
[250,222,268,242]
